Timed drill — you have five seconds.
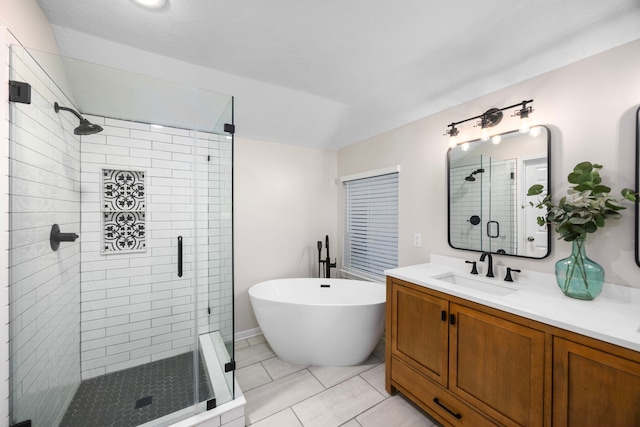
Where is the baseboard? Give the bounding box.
[235,327,262,342]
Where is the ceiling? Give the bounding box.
[35,0,640,150]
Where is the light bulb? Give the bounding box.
[461,143,470,151]
[529,126,541,137]
[519,117,530,133]
[481,127,490,141]
[130,0,167,9]
[449,136,457,149]
[491,135,502,145]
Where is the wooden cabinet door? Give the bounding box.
[449,303,545,427]
[553,337,640,427]
[391,282,449,386]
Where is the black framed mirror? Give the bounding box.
[447,126,551,258]
[635,106,640,267]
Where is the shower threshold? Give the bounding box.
[139,332,240,427]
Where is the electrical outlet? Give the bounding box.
[413,233,422,247]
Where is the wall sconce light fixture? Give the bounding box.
[445,99,534,148]
[513,100,533,133]
[446,124,460,148]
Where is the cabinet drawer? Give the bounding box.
[391,356,497,427]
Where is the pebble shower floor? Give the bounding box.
[60,352,212,427]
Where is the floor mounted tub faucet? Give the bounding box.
[320,235,336,278]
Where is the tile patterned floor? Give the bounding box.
[60,352,212,427]
[235,335,442,427]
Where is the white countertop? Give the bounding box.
[385,254,640,353]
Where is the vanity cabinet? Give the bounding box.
[391,283,449,386]
[387,277,545,426]
[553,337,640,426]
[386,276,640,427]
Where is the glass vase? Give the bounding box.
[555,238,604,300]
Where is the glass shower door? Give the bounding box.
[481,156,517,254]
[8,45,83,427]
[196,92,235,407]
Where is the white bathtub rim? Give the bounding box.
[249,278,386,307]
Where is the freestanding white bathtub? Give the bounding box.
[249,278,386,366]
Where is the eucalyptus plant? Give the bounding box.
[527,161,636,242]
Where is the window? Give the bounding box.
[342,166,399,281]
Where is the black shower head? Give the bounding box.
[75,118,104,135]
[465,168,485,182]
[54,102,103,135]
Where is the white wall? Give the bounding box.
[0,0,59,55]
[338,39,640,288]
[234,138,338,332]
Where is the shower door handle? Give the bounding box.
[487,221,500,238]
[177,236,183,277]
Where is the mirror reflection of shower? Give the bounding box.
[465,168,485,181]
[54,101,104,135]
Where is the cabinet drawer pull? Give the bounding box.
[433,397,462,419]
[441,310,447,321]
[449,314,455,325]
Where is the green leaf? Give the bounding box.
[592,185,611,194]
[527,184,544,196]
[576,172,593,184]
[567,172,579,184]
[584,221,598,233]
[621,188,637,202]
[574,183,592,192]
[574,162,593,174]
[569,217,592,224]
[605,199,625,210]
[594,213,605,227]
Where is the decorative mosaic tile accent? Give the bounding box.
[104,211,146,252]
[102,169,146,253]
[103,169,146,211]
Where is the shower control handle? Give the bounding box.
[50,224,79,252]
[177,236,183,278]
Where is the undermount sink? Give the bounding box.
[432,273,518,296]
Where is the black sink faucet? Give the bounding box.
[479,252,494,278]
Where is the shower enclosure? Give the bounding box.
[8,46,235,426]
[449,154,517,254]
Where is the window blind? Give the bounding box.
[343,171,398,280]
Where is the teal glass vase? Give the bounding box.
[555,238,604,300]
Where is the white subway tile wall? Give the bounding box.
[80,117,233,380]
[449,159,516,254]
[9,45,82,427]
